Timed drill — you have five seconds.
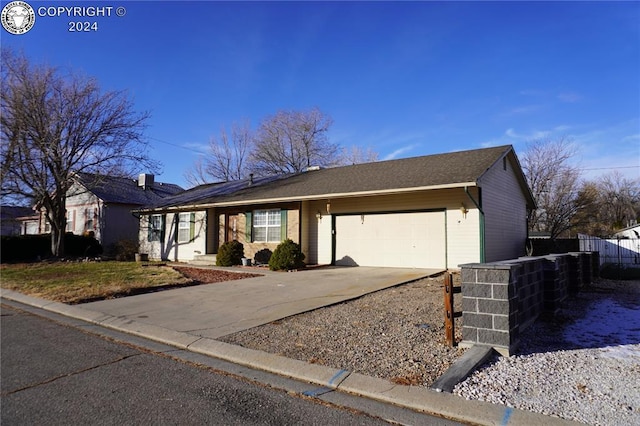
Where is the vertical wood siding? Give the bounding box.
[480,154,528,262]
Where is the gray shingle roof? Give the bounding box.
[140,145,532,211]
[75,173,183,206]
[1,205,35,219]
[149,174,290,209]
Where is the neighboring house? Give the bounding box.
[613,223,640,239]
[26,173,182,249]
[0,206,36,236]
[137,145,536,269]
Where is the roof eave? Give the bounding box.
[135,181,479,213]
[477,146,537,210]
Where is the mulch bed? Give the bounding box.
[171,266,263,284]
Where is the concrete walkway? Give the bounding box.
[1,266,578,425]
[83,266,438,339]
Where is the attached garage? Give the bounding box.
[334,211,446,268]
[138,145,536,268]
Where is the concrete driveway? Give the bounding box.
[84,266,442,339]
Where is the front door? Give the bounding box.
[226,214,239,242]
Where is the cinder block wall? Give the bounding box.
[460,252,596,355]
[461,264,520,353]
[541,255,570,314]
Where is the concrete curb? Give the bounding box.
[431,345,496,393]
[1,289,578,425]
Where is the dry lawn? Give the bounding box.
[0,262,261,304]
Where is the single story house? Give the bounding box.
[136,145,536,269]
[0,206,36,236]
[25,173,183,249]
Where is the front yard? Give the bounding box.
[0,262,261,304]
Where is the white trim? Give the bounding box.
[137,182,479,213]
[177,212,190,243]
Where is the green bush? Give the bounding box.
[0,234,50,262]
[269,239,305,271]
[70,233,103,257]
[253,248,272,265]
[216,240,244,266]
[0,233,103,262]
[107,239,139,261]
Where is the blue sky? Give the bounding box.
[3,1,639,188]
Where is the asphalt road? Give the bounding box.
[1,301,461,425]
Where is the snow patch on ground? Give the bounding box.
[564,298,640,348]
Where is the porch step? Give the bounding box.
[189,254,217,266]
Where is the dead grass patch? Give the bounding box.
[1,261,192,304]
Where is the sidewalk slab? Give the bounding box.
[1,289,580,425]
[1,266,581,425]
[80,267,437,339]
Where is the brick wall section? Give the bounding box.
[540,255,570,314]
[512,259,544,331]
[460,252,596,355]
[461,264,520,352]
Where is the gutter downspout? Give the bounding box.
[465,186,485,263]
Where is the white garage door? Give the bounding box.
[334,211,446,268]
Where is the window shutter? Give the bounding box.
[147,215,153,242]
[161,215,166,241]
[280,210,287,241]
[174,214,179,242]
[190,212,195,240]
[245,212,252,242]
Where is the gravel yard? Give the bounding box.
[454,278,640,426]
[221,272,466,386]
[220,271,640,425]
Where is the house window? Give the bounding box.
[177,212,193,243]
[85,208,95,231]
[66,210,75,232]
[253,209,281,242]
[148,215,164,242]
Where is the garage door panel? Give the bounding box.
[335,211,445,268]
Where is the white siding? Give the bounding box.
[65,182,142,249]
[65,183,101,238]
[306,200,333,264]
[139,211,207,261]
[480,155,529,262]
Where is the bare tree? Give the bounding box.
[1,49,156,256]
[571,181,605,236]
[251,108,338,174]
[184,121,253,186]
[338,145,379,165]
[573,172,640,236]
[186,109,375,183]
[595,171,639,231]
[522,137,585,239]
